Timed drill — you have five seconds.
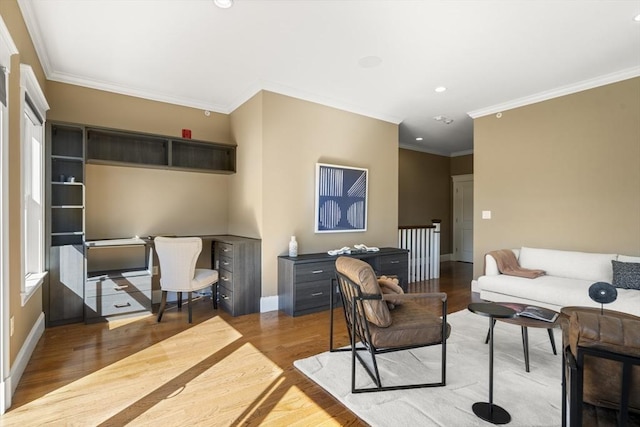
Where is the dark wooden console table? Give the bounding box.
[277,247,409,317]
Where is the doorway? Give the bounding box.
[452,174,473,263]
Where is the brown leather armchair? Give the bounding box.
[561,308,640,426]
[330,256,450,393]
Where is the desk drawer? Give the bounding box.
[377,253,408,270]
[85,275,151,298]
[295,280,333,311]
[295,262,335,283]
[85,290,151,319]
[218,283,234,313]
[219,255,233,272]
[218,242,234,258]
[219,269,233,289]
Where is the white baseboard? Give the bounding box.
[440,253,453,262]
[7,311,45,406]
[260,296,279,313]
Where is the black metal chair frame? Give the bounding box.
[329,273,447,393]
[562,344,640,427]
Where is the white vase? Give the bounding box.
[289,236,298,257]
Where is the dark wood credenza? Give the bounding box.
[278,247,409,317]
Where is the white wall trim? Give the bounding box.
[468,66,640,118]
[440,253,452,263]
[260,296,279,313]
[7,312,45,404]
[452,174,473,183]
[19,64,50,115]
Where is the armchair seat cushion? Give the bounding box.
[368,300,451,349]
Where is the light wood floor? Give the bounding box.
[1,261,474,427]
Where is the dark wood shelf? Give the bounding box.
[86,126,236,174]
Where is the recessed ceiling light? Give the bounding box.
[435,86,447,93]
[358,56,382,68]
[634,13,640,22]
[214,0,233,9]
[416,137,423,141]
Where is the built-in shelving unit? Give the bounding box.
[45,123,86,326]
[44,120,236,326]
[86,127,236,174]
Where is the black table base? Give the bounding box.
[473,402,511,424]
[468,302,517,425]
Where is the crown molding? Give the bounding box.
[467,67,640,119]
[17,0,52,76]
[229,79,402,124]
[47,71,230,114]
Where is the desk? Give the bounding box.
[149,234,261,317]
[468,302,517,425]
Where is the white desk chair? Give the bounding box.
[155,236,219,323]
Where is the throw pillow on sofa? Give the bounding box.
[612,260,640,290]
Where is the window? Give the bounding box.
[20,64,49,305]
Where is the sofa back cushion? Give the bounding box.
[518,247,615,282]
[619,254,640,263]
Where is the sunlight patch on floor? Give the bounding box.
[2,316,244,425]
[129,342,285,425]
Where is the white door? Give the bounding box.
[453,175,473,263]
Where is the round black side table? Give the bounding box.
[468,302,517,425]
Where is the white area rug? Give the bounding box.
[294,309,563,427]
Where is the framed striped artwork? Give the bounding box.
[315,163,368,233]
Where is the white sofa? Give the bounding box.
[474,247,640,317]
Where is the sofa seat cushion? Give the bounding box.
[518,247,616,282]
[368,300,451,349]
[477,274,640,316]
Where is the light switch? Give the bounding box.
[482,210,492,219]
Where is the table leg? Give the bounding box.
[547,328,557,355]
[473,315,511,424]
[522,326,530,373]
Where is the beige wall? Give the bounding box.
[451,154,473,176]
[398,149,451,253]
[473,77,640,278]
[242,91,398,298]
[398,150,473,255]
[1,0,47,367]
[228,92,263,240]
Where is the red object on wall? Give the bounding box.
[182,129,192,139]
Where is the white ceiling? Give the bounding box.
[18,0,640,156]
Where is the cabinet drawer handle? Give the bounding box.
[222,261,230,266]
[311,270,324,274]
[114,302,131,308]
[223,248,231,253]
[311,292,323,297]
[221,276,230,282]
[390,260,400,264]
[221,294,230,300]
[114,285,129,290]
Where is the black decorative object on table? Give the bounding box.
[468,302,517,424]
[588,281,618,314]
